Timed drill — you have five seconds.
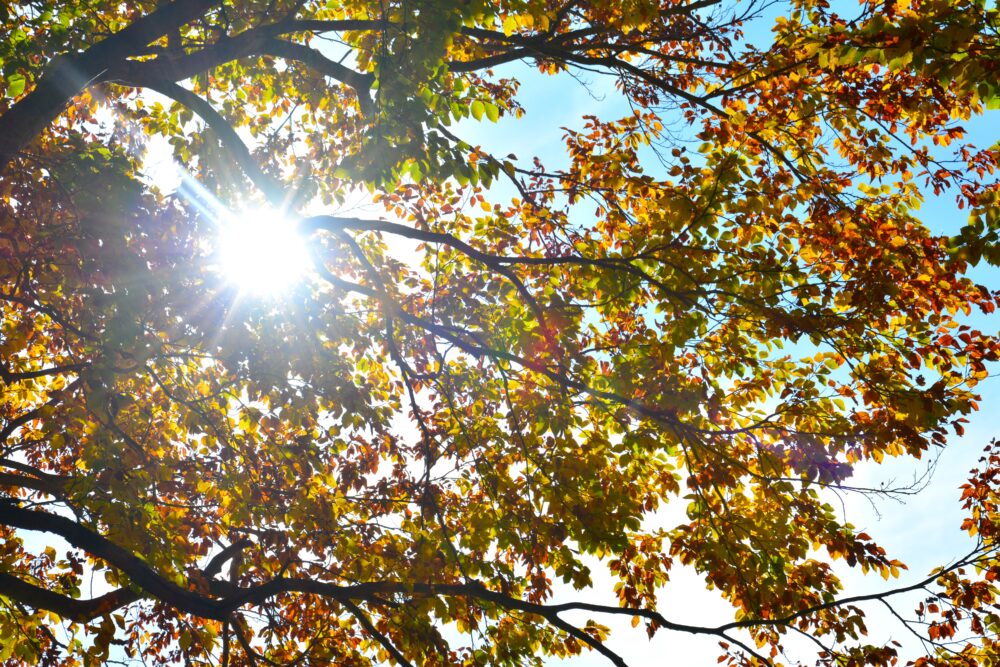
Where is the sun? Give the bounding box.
[216,209,311,295]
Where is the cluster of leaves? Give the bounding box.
[1,0,1000,665]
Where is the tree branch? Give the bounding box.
[140,79,285,207]
[1,379,80,445]
[0,362,86,385]
[0,501,229,620]
[0,0,223,167]
[2,500,976,665]
[0,572,139,622]
[203,538,253,580]
[261,39,375,115]
[0,471,68,496]
[339,599,416,667]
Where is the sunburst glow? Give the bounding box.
[217,209,310,295]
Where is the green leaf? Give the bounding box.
[6,72,25,97]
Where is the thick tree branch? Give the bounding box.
[140,79,285,206]
[0,0,223,168]
[547,614,629,667]
[0,362,86,385]
[447,48,536,72]
[0,501,229,620]
[104,19,388,86]
[0,471,68,496]
[0,572,140,622]
[108,27,282,85]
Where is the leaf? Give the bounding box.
[6,73,25,97]
[470,100,485,121]
[501,14,519,36]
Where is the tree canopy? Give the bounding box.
[2,0,1000,665]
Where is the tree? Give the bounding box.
[1,0,999,664]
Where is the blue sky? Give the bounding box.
[448,43,1000,667]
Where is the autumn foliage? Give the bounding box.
[1,0,1000,665]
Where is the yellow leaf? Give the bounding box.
[501,15,518,36]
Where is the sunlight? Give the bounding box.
[217,209,310,296]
